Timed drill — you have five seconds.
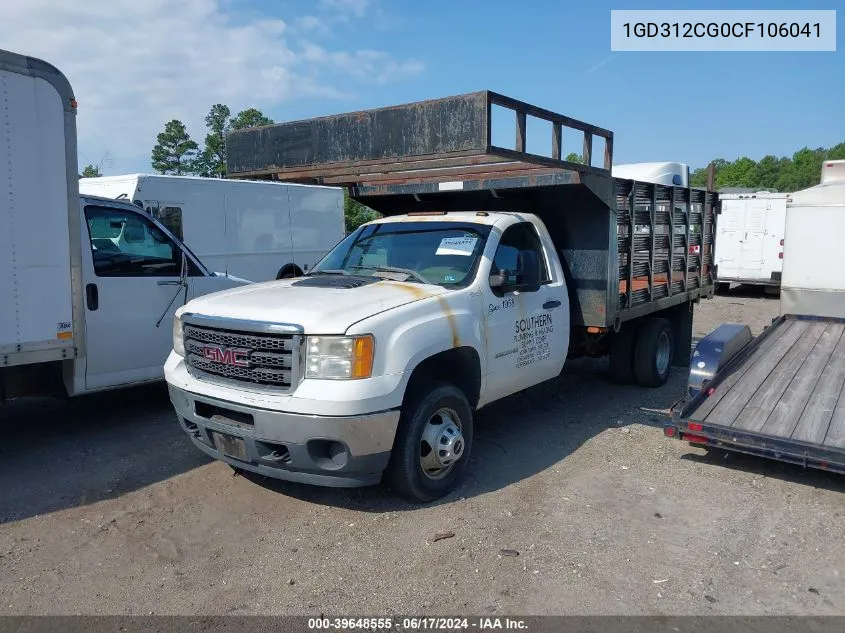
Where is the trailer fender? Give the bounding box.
[688,323,752,398]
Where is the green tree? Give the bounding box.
[151,120,199,175]
[81,164,101,178]
[565,152,583,164]
[196,104,231,178]
[230,108,274,131]
[344,190,379,233]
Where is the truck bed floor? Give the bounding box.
[690,317,845,450]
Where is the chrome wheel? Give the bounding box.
[656,331,671,376]
[419,407,465,480]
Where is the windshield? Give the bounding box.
[310,221,492,287]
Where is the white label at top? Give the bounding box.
[436,236,478,256]
[611,10,836,51]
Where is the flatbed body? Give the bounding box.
[669,314,845,473]
[226,90,717,332]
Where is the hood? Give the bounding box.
[181,275,449,333]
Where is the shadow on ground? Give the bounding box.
[0,383,210,524]
[679,448,845,494]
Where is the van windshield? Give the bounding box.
[310,221,491,287]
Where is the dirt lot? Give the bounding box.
[1,290,843,616]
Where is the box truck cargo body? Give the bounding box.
[715,192,788,289]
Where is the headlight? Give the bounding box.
[173,314,185,357]
[305,335,374,380]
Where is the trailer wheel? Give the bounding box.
[633,317,674,387]
[386,381,473,503]
[609,324,638,384]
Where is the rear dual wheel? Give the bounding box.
[609,317,674,388]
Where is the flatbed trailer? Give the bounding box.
[667,314,845,473]
[226,90,717,358]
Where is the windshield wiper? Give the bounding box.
[362,265,429,285]
[306,269,350,276]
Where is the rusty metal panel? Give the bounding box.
[226,92,489,176]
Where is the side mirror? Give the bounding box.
[489,271,507,289]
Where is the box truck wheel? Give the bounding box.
[609,324,638,384]
[387,381,473,503]
[633,317,674,387]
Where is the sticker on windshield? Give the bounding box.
[435,236,478,256]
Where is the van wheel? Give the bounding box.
[276,266,301,280]
[633,317,674,387]
[716,282,730,294]
[387,381,473,503]
[609,324,638,384]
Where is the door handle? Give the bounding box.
[85,283,99,311]
[157,280,182,286]
[543,300,561,309]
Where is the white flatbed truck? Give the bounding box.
[163,91,718,501]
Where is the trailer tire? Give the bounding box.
[386,381,473,503]
[633,317,674,387]
[609,324,638,384]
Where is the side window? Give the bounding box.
[490,223,550,289]
[84,206,182,277]
[156,206,184,241]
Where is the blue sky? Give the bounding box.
[3,0,841,173]
[262,0,844,170]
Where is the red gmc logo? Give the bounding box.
[202,345,249,367]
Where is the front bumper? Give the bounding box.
[168,385,400,487]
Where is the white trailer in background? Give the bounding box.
[612,161,690,187]
[714,191,789,292]
[79,174,345,282]
[1,48,245,402]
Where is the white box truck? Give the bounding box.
[714,191,789,292]
[0,49,248,402]
[78,174,345,282]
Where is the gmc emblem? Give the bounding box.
[202,345,249,368]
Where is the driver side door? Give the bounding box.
[81,204,191,390]
[482,222,568,402]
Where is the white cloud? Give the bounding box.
[300,45,424,84]
[0,0,422,173]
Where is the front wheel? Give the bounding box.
[386,382,473,503]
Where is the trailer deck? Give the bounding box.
[669,314,845,473]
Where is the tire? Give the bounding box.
[386,381,473,503]
[633,317,674,388]
[716,282,730,294]
[276,266,300,280]
[609,324,638,384]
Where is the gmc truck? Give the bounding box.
[164,91,718,501]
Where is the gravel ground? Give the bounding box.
[1,290,843,616]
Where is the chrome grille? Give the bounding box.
[183,323,298,389]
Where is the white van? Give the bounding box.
[1,48,247,402]
[79,174,345,282]
[715,192,789,291]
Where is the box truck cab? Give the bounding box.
[79,174,345,282]
[0,49,248,403]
